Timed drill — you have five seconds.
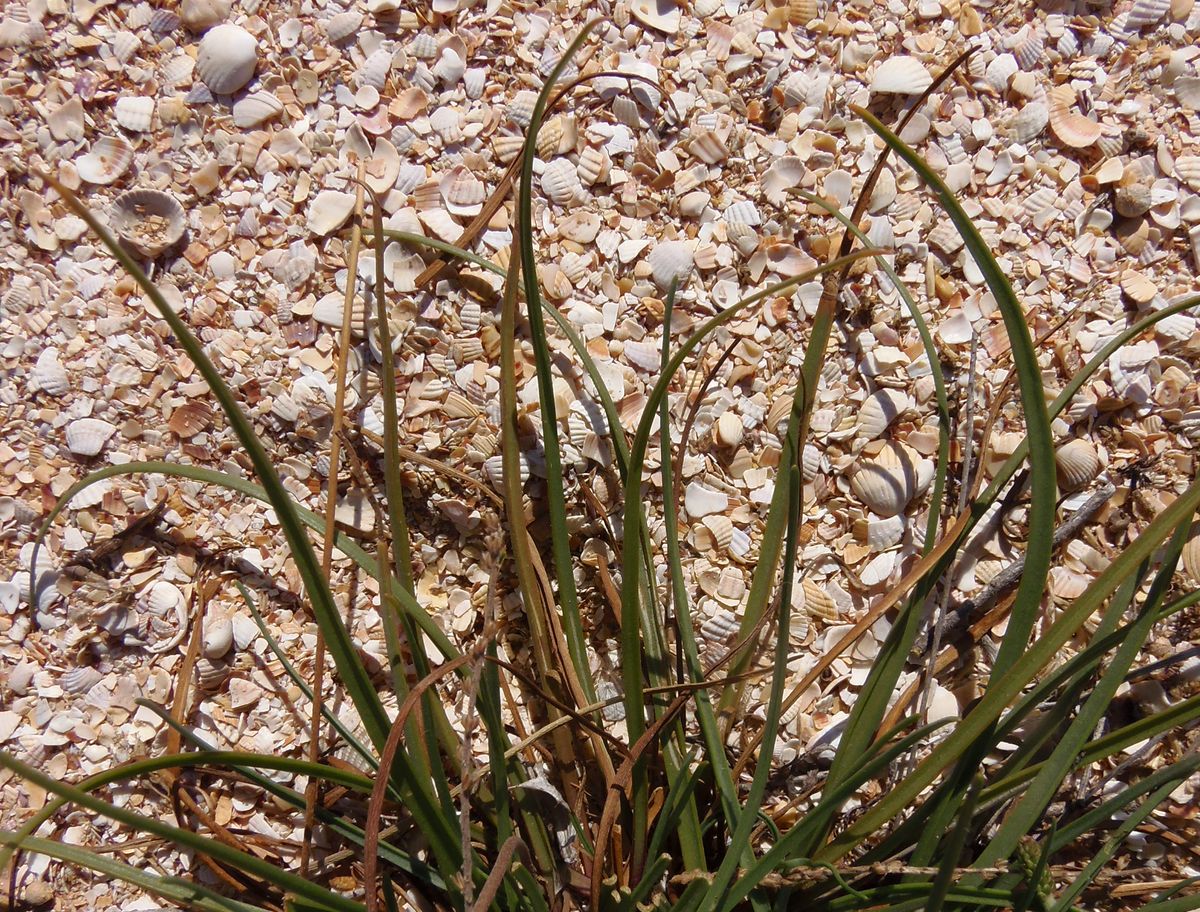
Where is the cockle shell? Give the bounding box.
[307,190,356,236]
[983,53,1018,92]
[232,90,282,128]
[114,96,154,132]
[646,240,694,289]
[358,48,393,89]
[62,666,103,695]
[855,389,910,439]
[180,0,229,31]
[111,31,141,63]
[1182,523,1200,582]
[66,417,117,456]
[1055,438,1102,489]
[541,158,584,207]
[577,147,610,186]
[440,165,485,216]
[850,441,926,517]
[324,9,362,41]
[196,23,258,95]
[801,578,839,622]
[870,56,933,95]
[1047,86,1101,148]
[32,349,69,396]
[1125,0,1170,28]
[1175,156,1200,192]
[1007,101,1048,142]
[429,106,463,144]
[110,189,186,257]
[76,136,134,185]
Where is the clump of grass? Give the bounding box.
[7,20,1200,912]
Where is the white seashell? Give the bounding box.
[1175,77,1200,111]
[541,158,584,208]
[307,190,356,237]
[1055,438,1101,490]
[630,0,681,33]
[195,657,231,690]
[463,68,486,99]
[196,24,258,95]
[860,514,906,550]
[688,128,728,164]
[111,30,140,63]
[433,47,466,85]
[1175,156,1200,192]
[76,136,134,185]
[685,481,728,518]
[180,0,229,32]
[724,199,761,227]
[66,417,117,456]
[48,96,85,141]
[702,515,735,551]
[1125,0,1170,28]
[983,53,1018,93]
[409,32,439,59]
[324,10,362,41]
[764,243,816,277]
[927,685,959,721]
[440,165,485,216]
[870,56,933,95]
[203,615,234,659]
[762,156,805,206]
[622,339,661,372]
[646,240,694,289]
[114,96,154,132]
[856,389,911,439]
[62,666,103,694]
[32,349,69,396]
[365,138,400,195]
[850,442,925,517]
[1183,523,1200,582]
[232,90,282,128]
[110,189,186,258]
[700,607,740,643]
[429,106,463,144]
[1007,102,1048,142]
[359,48,393,89]
[558,211,601,244]
[577,147,611,186]
[1008,25,1044,70]
[715,411,744,447]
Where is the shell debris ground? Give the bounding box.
[3,0,1200,903]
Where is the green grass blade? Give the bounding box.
[926,773,984,912]
[38,174,391,757]
[0,751,366,912]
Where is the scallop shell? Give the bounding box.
[541,158,584,207]
[111,30,140,63]
[1175,77,1200,111]
[1007,102,1048,142]
[110,189,186,257]
[433,47,466,85]
[114,96,154,132]
[307,190,356,237]
[983,53,1018,92]
[1125,0,1170,28]
[870,56,933,95]
[463,67,486,99]
[1182,523,1200,582]
[440,165,485,216]
[62,666,103,695]
[1047,86,1102,148]
[232,90,282,128]
[688,128,728,164]
[1175,156,1200,192]
[855,389,910,439]
[358,48,393,89]
[850,442,924,517]
[32,348,69,396]
[646,240,694,289]
[801,579,839,622]
[195,657,232,690]
[168,401,212,438]
[1055,438,1102,490]
[324,10,362,41]
[196,23,258,95]
[66,417,117,456]
[577,147,610,186]
[429,106,463,144]
[1008,25,1044,70]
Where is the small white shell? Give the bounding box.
[433,47,466,85]
[203,615,235,659]
[983,53,1018,93]
[1175,77,1200,111]
[428,106,463,144]
[62,666,103,695]
[114,96,154,132]
[855,389,910,439]
[577,147,611,186]
[1125,0,1170,28]
[232,90,282,128]
[1175,156,1200,192]
[111,30,140,63]
[196,23,258,95]
[870,56,933,95]
[1055,438,1101,490]
[850,442,925,517]
[1007,102,1048,142]
[646,240,694,289]
[32,348,69,396]
[324,9,362,41]
[541,158,584,208]
[48,96,85,141]
[685,481,728,518]
[463,68,486,100]
[1182,524,1200,582]
[307,190,356,237]
[358,48,393,89]
[630,0,681,33]
[440,165,485,217]
[180,0,229,31]
[110,189,186,257]
[66,417,117,456]
[762,156,805,206]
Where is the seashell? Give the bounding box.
[440,165,485,217]
[508,90,538,128]
[623,339,661,372]
[1008,25,1044,70]
[762,156,805,206]
[702,515,734,551]
[714,411,744,447]
[646,240,694,289]
[66,417,117,456]
[1115,181,1153,219]
[62,666,103,694]
[1175,156,1200,192]
[700,608,740,643]
[111,30,140,63]
[1049,567,1090,607]
[685,481,728,518]
[801,579,839,622]
[409,32,439,59]
[196,24,258,95]
[76,137,133,186]
[1120,269,1157,304]
[32,349,69,396]
[1126,0,1170,28]
[850,441,925,517]
[856,389,911,439]
[203,615,234,659]
[1175,77,1200,111]
[110,189,186,257]
[577,147,611,186]
[630,0,681,34]
[48,96,85,142]
[324,9,362,41]
[433,47,466,85]
[307,190,356,237]
[114,96,154,132]
[1047,86,1102,148]
[724,199,761,228]
[1055,438,1101,490]
[541,158,584,208]
[181,0,230,31]
[429,106,463,144]
[688,128,728,164]
[168,401,212,438]
[359,48,393,89]
[148,8,180,32]
[983,53,1018,92]
[462,67,486,100]
[764,243,816,277]
[232,90,283,128]
[870,56,933,95]
[1007,101,1048,142]
[195,657,232,690]
[1182,523,1200,582]
[789,0,818,24]
[558,211,601,244]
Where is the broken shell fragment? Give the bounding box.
[870,56,933,95]
[76,136,133,185]
[110,189,187,257]
[307,190,356,237]
[232,90,283,128]
[180,0,229,32]
[114,96,154,132]
[66,417,117,456]
[196,23,258,95]
[440,165,486,216]
[630,0,681,34]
